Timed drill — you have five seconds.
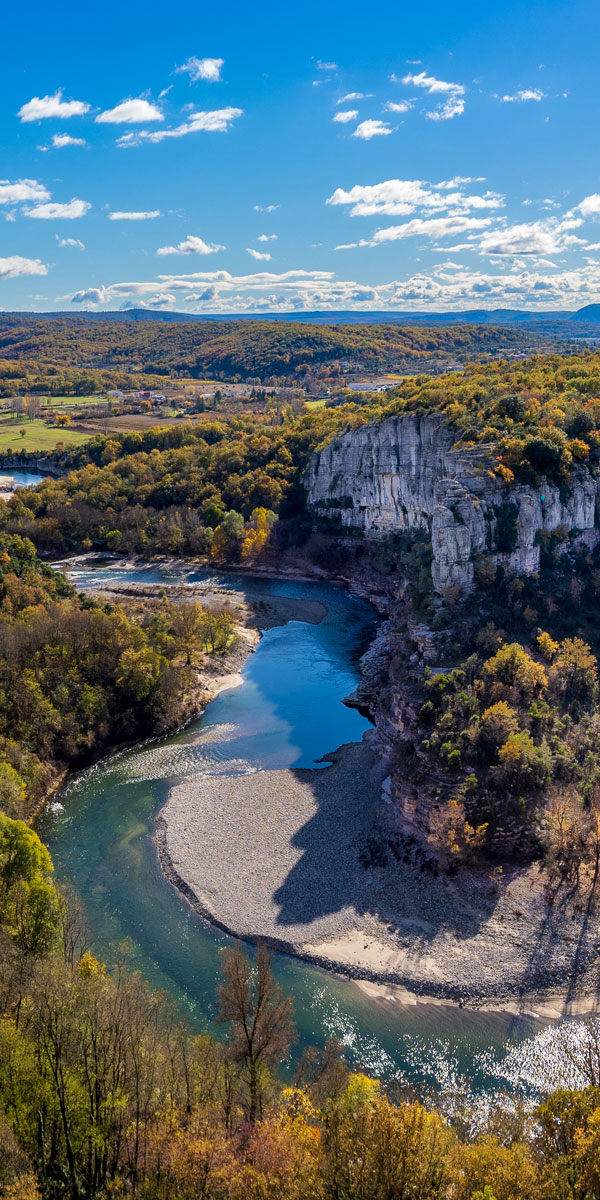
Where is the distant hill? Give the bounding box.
[0,306,580,326]
[572,304,600,323]
[0,315,541,386]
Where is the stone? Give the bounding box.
[305,414,600,592]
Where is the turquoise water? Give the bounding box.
[0,469,47,488]
[38,563,566,1104]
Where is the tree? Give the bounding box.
[478,701,520,756]
[542,790,590,893]
[483,643,547,699]
[217,943,295,1123]
[427,798,487,868]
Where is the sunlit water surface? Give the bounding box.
[0,469,48,489]
[38,561,598,1113]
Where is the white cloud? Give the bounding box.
[384,100,412,113]
[333,110,358,123]
[0,256,48,278]
[257,233,277,242]
[402,70,465,96]
[0,180,50,205]
[574,194,600,218]
[401,70,465,120]
[109,210,161,220]
[65,261,600,315]
[253,204,279,212]
[176,56,224,82]
[326,178,504,218]
[157,235,225,256]
[117,107,242,145]
[18,90,90,122]
[426,96,465,121]
[353,119,394,140]
[336,92,371,104]
[71,287,108,305]
[247,248,272,261]
[317,60,338,70]
[57,237,85,249]
[477,218,583,257]
[49,133,87,148]
[500,88,545,103]
[96,99,163,125]
[336,215,492,249]
[25,198,90,219]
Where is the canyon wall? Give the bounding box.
[305,413,600,591]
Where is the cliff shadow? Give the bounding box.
[272,738,503,947]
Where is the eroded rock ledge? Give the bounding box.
[306,413,599,591]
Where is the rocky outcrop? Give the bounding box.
[306,414,600,591]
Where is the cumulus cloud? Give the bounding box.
[336,215,493,249]
[257,233,277,242]
[18,90,90,122]
[64,261,600,315]
[109,210,161,220]
[573,194,600,218]
[96,99,163,124]
[384,100,412,113]
[326,177,504,218]
[0,180,50,205]
[176,56,224,82]
[117,107,242,145]
[402,70,465,96]
[156,235,225,256]
[247,248,272,261]
[477,218,583,257]
[57,237,85,248]
[0,255,48,278]
[253,204,279,212]
[401,70,465,120]
[426,96,465,120]
[25,198,90,219]
[336,92,371,104]
[48,133,87,149]
[71,287,108,306]
[353,119,394,139]
[316,60,338,70]
[333,110,358,123]
[500,88,545,103]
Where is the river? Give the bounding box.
[0,468,49,492]
[37,561,590,1110]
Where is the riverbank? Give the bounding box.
[61,555,600,1013]
[158,732,600,1012]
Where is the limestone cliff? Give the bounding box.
[305,413,600,590]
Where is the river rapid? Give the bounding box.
[37,560,597,1114]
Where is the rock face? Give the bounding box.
[305,414,600,591]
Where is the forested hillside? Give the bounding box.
[0,535,234,819]
[0,315,535,386]
[2,879,599,1200]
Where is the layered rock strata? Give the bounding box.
[306,414,599,590]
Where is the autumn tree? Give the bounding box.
[217,943,295,1123]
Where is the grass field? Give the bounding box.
[305,399,326,410]
[0,418,89,452]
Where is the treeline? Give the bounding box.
[0,411,361,558]
[0,361,167,400]
[0,316,534,384]
[0,534,234,819]
[1,830,600,1200]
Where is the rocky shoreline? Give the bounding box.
[56,554,600,1013]
[153,566,600,1015]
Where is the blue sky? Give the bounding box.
[3,0,600,314]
